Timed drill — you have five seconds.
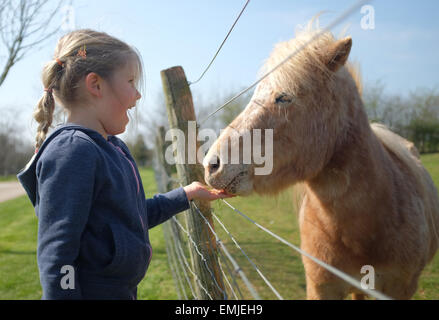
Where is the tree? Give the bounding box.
[0,0,66,87]
[405,89,439,153]
[362,83,439,154]
[0,107,34,176]
[195,87,253,134]
[127,134,153,167]
[407,119,439,154]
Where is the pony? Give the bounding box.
[202,20,439,299]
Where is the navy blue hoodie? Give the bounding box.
[17,123,190,300]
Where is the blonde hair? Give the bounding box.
[34,29,144,149]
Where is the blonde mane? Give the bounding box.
[261,26,332,95]
[346,61,363,97]
[260,18,363,103]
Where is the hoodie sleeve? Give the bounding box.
[36,135,98,300]
[109,135,190,230]
[145,187,190,229]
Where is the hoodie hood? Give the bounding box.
[17,123,115,207]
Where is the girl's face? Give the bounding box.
[98,59,141,137]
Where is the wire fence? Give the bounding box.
[155,165,391,300]
[153,0,393,300]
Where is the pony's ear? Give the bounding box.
[322,37,352,72]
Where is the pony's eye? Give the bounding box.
[275,93,292,104]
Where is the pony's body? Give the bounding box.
[203,21,439,299]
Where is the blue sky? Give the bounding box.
[0,0,438,143]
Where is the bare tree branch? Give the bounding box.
[0,0,66,87]
[0,0,8,33]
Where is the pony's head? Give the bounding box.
[204,21,362,196]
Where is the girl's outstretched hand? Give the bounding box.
[183,181,236,201]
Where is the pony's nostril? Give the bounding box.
[208,156,221,174]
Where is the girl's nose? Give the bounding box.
[136,90,141,100]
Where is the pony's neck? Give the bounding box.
[305,103,389,215]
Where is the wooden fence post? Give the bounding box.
[154,126,174,192]
[161,66,226,300]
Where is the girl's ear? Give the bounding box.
[85,72,103,98]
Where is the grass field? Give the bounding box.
[0,153,438,300]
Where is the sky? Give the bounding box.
[0,0,438,144]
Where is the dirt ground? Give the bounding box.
[0,181,26,203]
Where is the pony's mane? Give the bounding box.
[346,61,363,97]
[260,18,335,96]
[259,17,362,97]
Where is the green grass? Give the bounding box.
[137,169,178,300]
[0,196,40,299]
[1,153,438,300]
[0,175,18,182]
[413,152,439,299]
[209,190,306,299]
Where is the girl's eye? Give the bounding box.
[275,93,292,104]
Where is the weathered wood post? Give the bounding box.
[161,66,226,299]
[155,126,174,192]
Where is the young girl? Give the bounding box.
[17,29,232,300]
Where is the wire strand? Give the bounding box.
[198,0,371,125]
[189,0,251,86]
[168,220,199,299]
[217,248,244,300]
[212,210,283,299]
[220,198,392,300]
[171,215,226,299]
[191,201,262,300]
[172,217,214,300]
[163,223,186,299]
